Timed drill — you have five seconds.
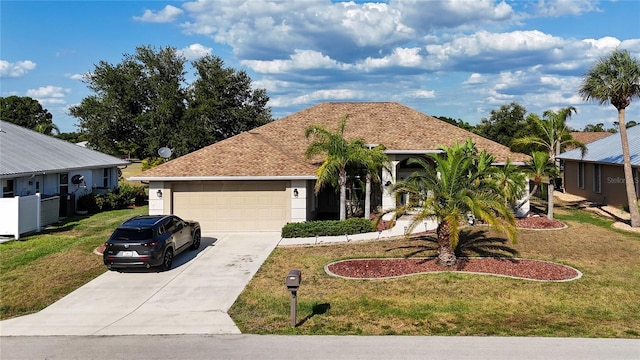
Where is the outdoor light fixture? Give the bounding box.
[293,189,299,198]
[156,189,163,198]
[385,181,392,186]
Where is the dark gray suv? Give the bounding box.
[103,215,201,271]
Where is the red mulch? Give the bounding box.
[516,214,566,229]
[327,257,580,281]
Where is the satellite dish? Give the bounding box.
[158,147,173,159]
[71,175,85,184]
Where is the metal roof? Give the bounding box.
[557,125,640,167]
[0,120,130,178]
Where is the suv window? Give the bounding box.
[111,228,154,241]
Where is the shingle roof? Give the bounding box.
[558,125,640,166]
[570,132,613,146]
[0,120,129,178]
[135,102,530,179]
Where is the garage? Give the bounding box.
[172,181,289,232]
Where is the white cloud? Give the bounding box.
[534,0,600,17]
[271,88,363,107]
[464,73,486,85]
[405,89,436,99]
[133,5,183,23]
[0,60,36,78]
[243,50,347,74]
[178,43,213,60]
[26,86,70,105]
[67,73,87,81]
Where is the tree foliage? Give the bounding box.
[474,102,528,147]
[0,96,58,135]
[579,48,640,227]
[69,45,272,159]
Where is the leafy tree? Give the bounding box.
[579,49,640,227]
[434,115,475,131]
[582,122,619,133]
[0,96,57,134]
[475,102,528,147]
[55,132,86,144]
[305,115,379,220]
[69,45,271,158]
[388,140,517,266]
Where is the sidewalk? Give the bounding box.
[554,191,640,233]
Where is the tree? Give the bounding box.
[512,106,586,168]
[305,115,374,220]
[492,158,526,207]
[516,152,558,218]
[0,96,57,134]
[579,49,640,227]
[389,140,517,266]
[69,45,272,158]
[475,102,528,147]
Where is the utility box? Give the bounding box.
[286,269,302,292]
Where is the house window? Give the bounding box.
[2,179,14,198]
[593,164,601,193]
[59,173,69,194]
[578,162,584,189]
[103,168,110,188]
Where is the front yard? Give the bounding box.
[229,206,640,338]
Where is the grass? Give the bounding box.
[120,160,145,186]
[0,206,148,319]
[229,206,640,338]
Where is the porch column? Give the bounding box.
[381,160,399,211]
[290,180,307,223]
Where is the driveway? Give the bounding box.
[0,232,281,336]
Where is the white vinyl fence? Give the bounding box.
[0,194,60,240]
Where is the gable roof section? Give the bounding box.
[0,120,129,178]
[570,132,613,147]
[135,102,530,179]
[558,125,640,166]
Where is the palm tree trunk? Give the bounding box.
[547,182,555,220]
[339,171,347,220]
[515,183,539,210]
[364,173,372,218]
[618,109,640,227]
[436,221,457,266]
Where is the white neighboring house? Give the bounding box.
[0,120,130,239]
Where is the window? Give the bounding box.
[2,179,14,198]
[103,168,110,188]
[578,162,584,189]
[59,173,69,194]
[593,164,601,193]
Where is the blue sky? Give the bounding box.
[2,0,639,133]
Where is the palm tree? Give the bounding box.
[361,144,390,218]
[305,115,372,220]
[492,158,526,207]
[512,106,586,167]
[515,152,558,218]
[34,121,60,136]
[579,49,640,227]
[389,140,517,266]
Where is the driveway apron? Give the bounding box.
[0,232,281,336]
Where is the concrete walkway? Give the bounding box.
[0,232,281,336]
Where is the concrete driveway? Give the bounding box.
[0,232,281,336]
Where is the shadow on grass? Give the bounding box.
[296,302,331,327]
[386,229,518,259]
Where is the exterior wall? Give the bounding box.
[290,180,307,223]
[563,160,640,206]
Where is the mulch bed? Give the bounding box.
[326,257,581,281]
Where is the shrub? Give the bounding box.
[281,217,374,238]
[141,157,166,171]
[75,184,146,213]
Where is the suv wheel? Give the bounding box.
[190,230,201,250]
[161,248,173,271]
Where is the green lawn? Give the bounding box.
[0,206,148,319]
[229,207,640,338]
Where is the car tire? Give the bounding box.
[190,229,201,250]
[160,248,173,271]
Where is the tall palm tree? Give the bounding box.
[579,49,640,227]
[512,106,586,167]
[389,140,517,266]
[515,152,558,218]
[305,115,372,220]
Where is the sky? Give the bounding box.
[1,0,640,134]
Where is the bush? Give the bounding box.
[76,184,146,213]
[281,217,374,238]
[141,157,166,171]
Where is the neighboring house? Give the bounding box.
[558,125,640,207]
[0,120,129,238]
[569,132,613,149]
[131,102,530,232]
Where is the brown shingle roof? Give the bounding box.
[136,102,529,179]
[570,132,613,145]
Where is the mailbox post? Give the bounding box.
[285,269,302,327]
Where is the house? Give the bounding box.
[0,120,129,238]
[557,125,640,207]
[130,102,530,232]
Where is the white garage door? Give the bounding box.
[172,181,289,232]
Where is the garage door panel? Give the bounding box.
[172,181,289,232]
